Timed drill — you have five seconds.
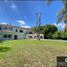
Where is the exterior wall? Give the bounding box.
[14,33,26,39]
[12,27,18,32]
[27,33,44,39]
[0,27,27,40]
[0,32,26,40]
[0,33,3,40]
[0,24,31,40]
[0,32,14,40]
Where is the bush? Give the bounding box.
[52,31,67,40]
[0,40,3,43]
[61,32,67,40]
[0,47,11,52]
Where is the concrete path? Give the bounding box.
[41,39,67,42]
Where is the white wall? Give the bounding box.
[0,26,28,40]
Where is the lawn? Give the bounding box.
[0,39,67,67]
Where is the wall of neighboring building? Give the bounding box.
[26,33,44,39]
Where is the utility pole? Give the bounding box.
[36,12,41,40]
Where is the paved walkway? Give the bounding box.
[41,39,67,42]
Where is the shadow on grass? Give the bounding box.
[0,40,4,43]
[0,47,11,52]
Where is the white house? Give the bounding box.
[0,24,31,40]
[27,33,44,39]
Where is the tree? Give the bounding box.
[52,31,62,39]
[32,24,58,39]
[42,24,58,39]
[61,32,67,40]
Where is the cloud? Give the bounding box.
[18,20,26,26]
[54,23,64,29]
[1,22,7,25]
[18,20,31,28]
[10,4,17,11]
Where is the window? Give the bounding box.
[3,35,7,38]
[29,32,33,34]
[3,34,12,38]
[8,35,12,38]
[19,30,23,33]
[29,36,32,38]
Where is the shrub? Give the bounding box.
[0,47,11,52]
[0,40,3,43]
[61,32,67,40]
[52,31,67,40]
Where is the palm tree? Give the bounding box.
[47,0,67,32]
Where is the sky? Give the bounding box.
[0,0,64,29]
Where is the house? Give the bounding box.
[0,24,44,40]
[0,24,31,40]
[27,33,44,39]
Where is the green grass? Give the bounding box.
[0,39,67,67]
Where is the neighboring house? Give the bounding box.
[27,33,44,39]
[0,24,31,40]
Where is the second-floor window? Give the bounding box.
[29,31,33,34]
[19,30,23,33]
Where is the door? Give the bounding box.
[14,35,18,39]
